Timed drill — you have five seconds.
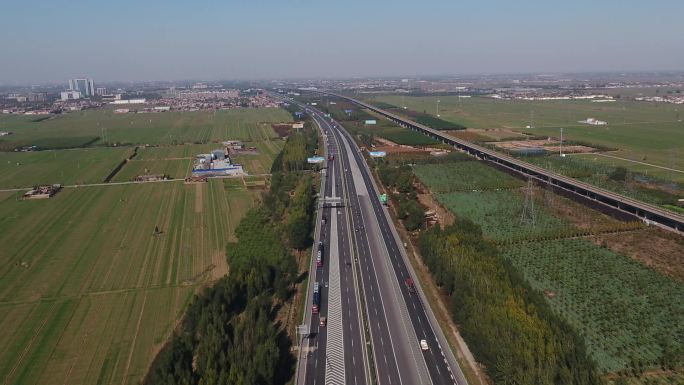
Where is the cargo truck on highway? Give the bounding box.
[312,282,321,314]
[316,242,324,267]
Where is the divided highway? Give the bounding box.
[328,112,466,385]
[297,109,368,385]
[295,96,467,385]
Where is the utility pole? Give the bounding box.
[436,99,440,117]
[521,178,536,225]
[530,110,535,128]
[559,127,564,157]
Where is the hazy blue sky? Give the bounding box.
[1,0,683,84]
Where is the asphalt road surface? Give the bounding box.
[293,99,467,385]
[298,112,368,385]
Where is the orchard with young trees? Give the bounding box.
[419,218,601,385]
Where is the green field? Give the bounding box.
[113,158,192,182]
[134,144,215,160]
[0,181,260,384]
[524,156,681,207]
[571,153,684,184]
[0,147,133,188]
[435,189,577,242]
[132,141,284,179]
[370,94,684,172]
[413,161,524,192]
[502,238,684,373]
[0,108,291,149]
[350,117,439,145]
[0,106,284,385]
[410,155,681,378]
[229,139,285,174]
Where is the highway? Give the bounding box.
[286,93,468,385]
[329,112,466,385]
[324,92,684,233]
[297,109,368,385]
[319,112,409,385]
[300,100,467,385]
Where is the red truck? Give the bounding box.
[405,278,415,294]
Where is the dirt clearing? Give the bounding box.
[588,228,684,282]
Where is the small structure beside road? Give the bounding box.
[23,184,62,200]
[134,174,168,182]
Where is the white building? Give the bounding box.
[578,117,608,125]
[60,90,82,101]
[110,99,146,105]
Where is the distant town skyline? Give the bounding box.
[1,0,683,84]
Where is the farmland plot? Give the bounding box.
[435,189,576,242]
[113,158,192,182]
[345,117,439,146]
[0,180,259,385]
[134,144,214,160]
[0,108,288,148]
[371,94,684,179]
[230,139,284,174]
[0,147,132,188]
[502,238,684,373]
[414,161,524,192]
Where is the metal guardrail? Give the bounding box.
[328,115,374,385]
[325,166,346,385]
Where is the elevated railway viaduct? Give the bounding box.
[322,92,683,233]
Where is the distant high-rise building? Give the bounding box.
[96,87,107,96]
[69,78,95,97]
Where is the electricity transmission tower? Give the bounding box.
[520,178,536,225]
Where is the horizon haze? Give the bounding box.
[1,0,683,84]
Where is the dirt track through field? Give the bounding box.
[195,183,203,213]
[3,302,59,384]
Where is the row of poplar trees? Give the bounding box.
[144,120,319,385]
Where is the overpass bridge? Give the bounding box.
[322,92,684,233]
